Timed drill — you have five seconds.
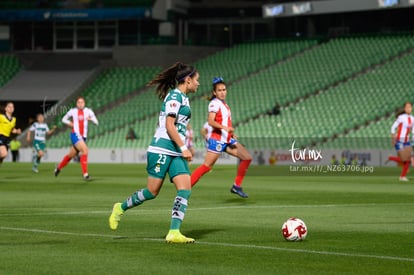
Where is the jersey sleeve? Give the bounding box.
[62,109,73,125]
[11,117,16,129]
[208,100,219,113]
[165,95,182,117]
[411,115,414,136]
[87,108,99,125]
[390,115,402,134]
[29,123,36,132]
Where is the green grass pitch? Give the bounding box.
[1,162,414,274]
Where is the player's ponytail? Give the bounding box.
[148,62,197,100]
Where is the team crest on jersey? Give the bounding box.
[216,143,222,151]
[170,102,177,108]
[154,164,161,173]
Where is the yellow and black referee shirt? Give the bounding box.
[0,114,16,137]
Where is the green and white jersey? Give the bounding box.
[148,88,191,156]
[29,122,50,142]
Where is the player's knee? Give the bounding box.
[79,147,88,155]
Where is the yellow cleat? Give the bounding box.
[109,203,124,230]
[165,230,195,244]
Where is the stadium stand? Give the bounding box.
[194,38,318,98]
[47,38,317,148]
[235,34,414,149]
[81,66,161,110]
[320,116,394,150]
[24,33,414,150]
[0,54,22,87]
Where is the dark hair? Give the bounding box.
[147,62,197,100]
[396,108,405,117]
[3,101,14,113]
[396,102,412,117]
[208,76,226,101]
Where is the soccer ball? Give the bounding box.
[281,217,308,241]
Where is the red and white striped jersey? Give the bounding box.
[391,113,414,143]
[62,107,98,138]
[202,121,212,140]
[185,128,194,148]
[208,98,232,143]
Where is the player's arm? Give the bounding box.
[164,96,191,160]
[87,109,99,125]
[207,112,234,133]
[11,127,21,135]
[47,125,57,135]
[62,110,73,128]
[26,128,33,143]
[390,117,401,145]
[411,116,414,143]
[200,127,207,140]
[166,115,192,161]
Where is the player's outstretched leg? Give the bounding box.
[108,188,156,230]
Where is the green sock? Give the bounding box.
[121,188,155,211]
[33,157,41,168]
[32,154,37,167]
[170,189,191,230]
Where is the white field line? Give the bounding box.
[1,226,414,263]
[1,203,414,217]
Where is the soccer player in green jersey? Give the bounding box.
[109,62,200,243]
[26,113,56,173]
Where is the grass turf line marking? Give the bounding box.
[144,237,414,263]
[0,226,123,239]
[1,226,414,263]
[195,240,414,263]
[1,202,414,217]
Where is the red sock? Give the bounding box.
[57,155,72,170]
[234,159,252,187]
[80,154,88,175]
[401,161,410,177]
[191,164,211,187]
[388,156,401,164]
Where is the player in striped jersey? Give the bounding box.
[109,62,199,243]
[26,113,56,173]
[191,77,252,198]
[388,102,414,181]
[0,102,21,164]
[185,123,196,156]
[54,97,98,180]
[200,121,213,144]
